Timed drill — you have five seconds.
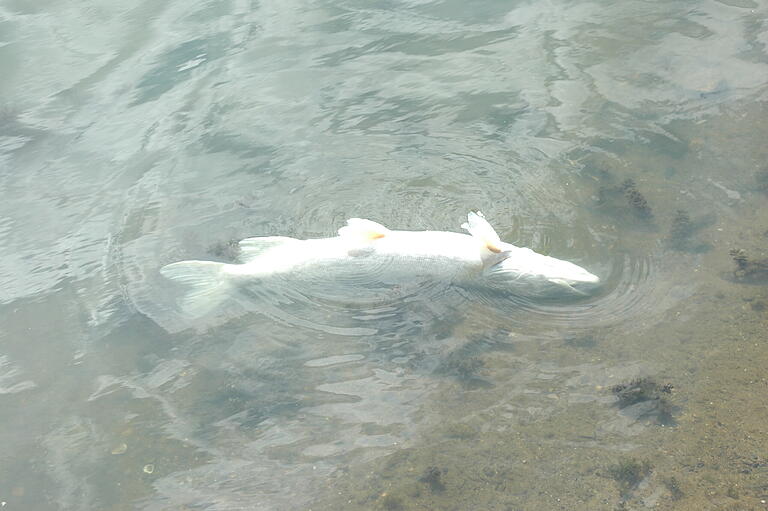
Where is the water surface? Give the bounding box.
[1,0,767,509]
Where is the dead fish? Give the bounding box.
[161,211,599,316]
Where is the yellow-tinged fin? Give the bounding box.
[338,218,390,241]
[461,211,502,253]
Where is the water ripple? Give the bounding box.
[0,0,764,508]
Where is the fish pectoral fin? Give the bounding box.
[238,236,297,263]
[550,278,588,295]
[338,218,390,241]
[482,250,513,271]
[462,211,503,253]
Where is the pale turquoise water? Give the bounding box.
[1,0,767,509]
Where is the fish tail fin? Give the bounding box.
[160,261,232,317]
[461,211,502,253]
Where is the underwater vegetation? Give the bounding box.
[663,476,684,500]
[369,464,448,510]
[435,352,485,382]
[596,178,654,222]
[608,457,653,497]
[730,248,748,271]
[668,209,693,243]
[619,179,653,219]
[611,377,675,425]
[664,209,712,252]
[611,378,673,407]
[418,466,446,493]
[441,422,478,440]
[433,335,502,388]
[577,153,656,224]
[729,248,768,283]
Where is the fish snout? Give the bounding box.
[576,270,600,284]
[557,261,600,285]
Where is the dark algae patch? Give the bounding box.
[667,209,693,247]
[435,352,485,382]
[664,476,684,500]
[611,377,676,425]
[730,248,749,272]
[664,209,714,253]
[620,179,653,219]
[608,457,653,497]
[729,248,768,283]
[611,378,673,406]
[594,176,655,225]
[418,466,446,492]
[433,334,497,388]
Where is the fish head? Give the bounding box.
[482,245,600,295]
[541,258,600,285]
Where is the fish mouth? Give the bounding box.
[575,272,600,284]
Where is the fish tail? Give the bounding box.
[160,260,232,317]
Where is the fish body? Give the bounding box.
[226,230,483,282]
[161,212,599,316]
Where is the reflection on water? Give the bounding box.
[1,0,767,509]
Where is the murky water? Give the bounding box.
[1,0,767,509]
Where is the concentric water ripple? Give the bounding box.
[462,250,675,337]
[139,229,680,343]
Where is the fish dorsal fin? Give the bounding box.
[461,211,502,253]
[238,236,296,263]
[338,218,390,241]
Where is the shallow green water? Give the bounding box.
[1,0,767,509]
